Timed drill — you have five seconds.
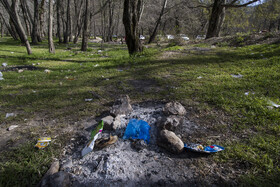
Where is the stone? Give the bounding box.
[49,171,71,187]
[40,161,60,187]
[7,125,19,131]
[112,115,122,130]
[157,130,184,154]
[101,116,114,130]
[110,95,133,116]
[163,102,186,116]
[60,160,73,171]
[159,116,181,132]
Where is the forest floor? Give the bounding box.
[0,36,280,186]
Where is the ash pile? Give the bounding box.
[41,95,204,187]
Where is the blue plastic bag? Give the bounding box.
[123,119,151,143]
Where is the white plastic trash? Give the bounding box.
[0,71,4,80]
[231,74,243,78]
[6,113,15,118]
[2,63,7,67]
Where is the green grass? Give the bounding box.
[0,37,280,186]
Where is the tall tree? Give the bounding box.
[56,0,63,43]
[123,0,143,55]
[32,0,41,44]
[0,0,32,54]
[81,0,90,51]
[148,0,168,44]
[206,0,260,39]
[48,0,55,53]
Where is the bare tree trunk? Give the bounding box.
[123,0,143,55]
[49,0,55,53]
[0,12,17,39]
[39,0,46,39]
[148,0,168,44]
[81,0,89,51]
[56,0,63,43]
[20,0,31,36]
[64,0,71,43]
[9,17,19,39]
[0,18,4,37]
[73,0,84,44]
[1,0,32,54]
[32,0,41,43]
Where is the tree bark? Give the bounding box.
[49,0,55,53]
[56,0,63,43]
[32,0,40,44]
[64,0,71,43]
[123,0,143,55]
[148,0,168,44]
[39,0,46,39]
[81,0,90,51]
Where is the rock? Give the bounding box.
[131,139,147,151]
[40,161,60,187]
[7,125,19,131]
[112,115,122,130]
[163,102,186,116]
[49,171,71,187]
[60,160,73,171]
[101,116,114,130]
[157,130,184,154]
[158,116,181,132]
[110,95,133,116]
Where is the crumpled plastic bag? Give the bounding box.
[123,119,151,143]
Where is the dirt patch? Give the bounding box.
[128,79,163,93]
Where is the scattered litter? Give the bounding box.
[32,63,35,66]
[251,53,254,55]
[5,113,15,118]
[7,125,19,131]
[94,64,99,67]
[0,71,3,80]
[95,135,118,149]
[101,75,104,78]
[32,90,37,93]
[123,119,151,144]
[37,63,40,65]
[117,69,123,72]
[267,100,280,108]
[184,143,224,153]
[106,78,109,81]
[2,63,7,67]
[82,121,104,157]
[11,52,14,54]
[244,91,255,96]
[85,98,93,102]
[35,137,51,149]
[197,76,203,79]
[231,74,243,78]
[44,69,51,74]
[18,69,24,73]
[98,50,102,53]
